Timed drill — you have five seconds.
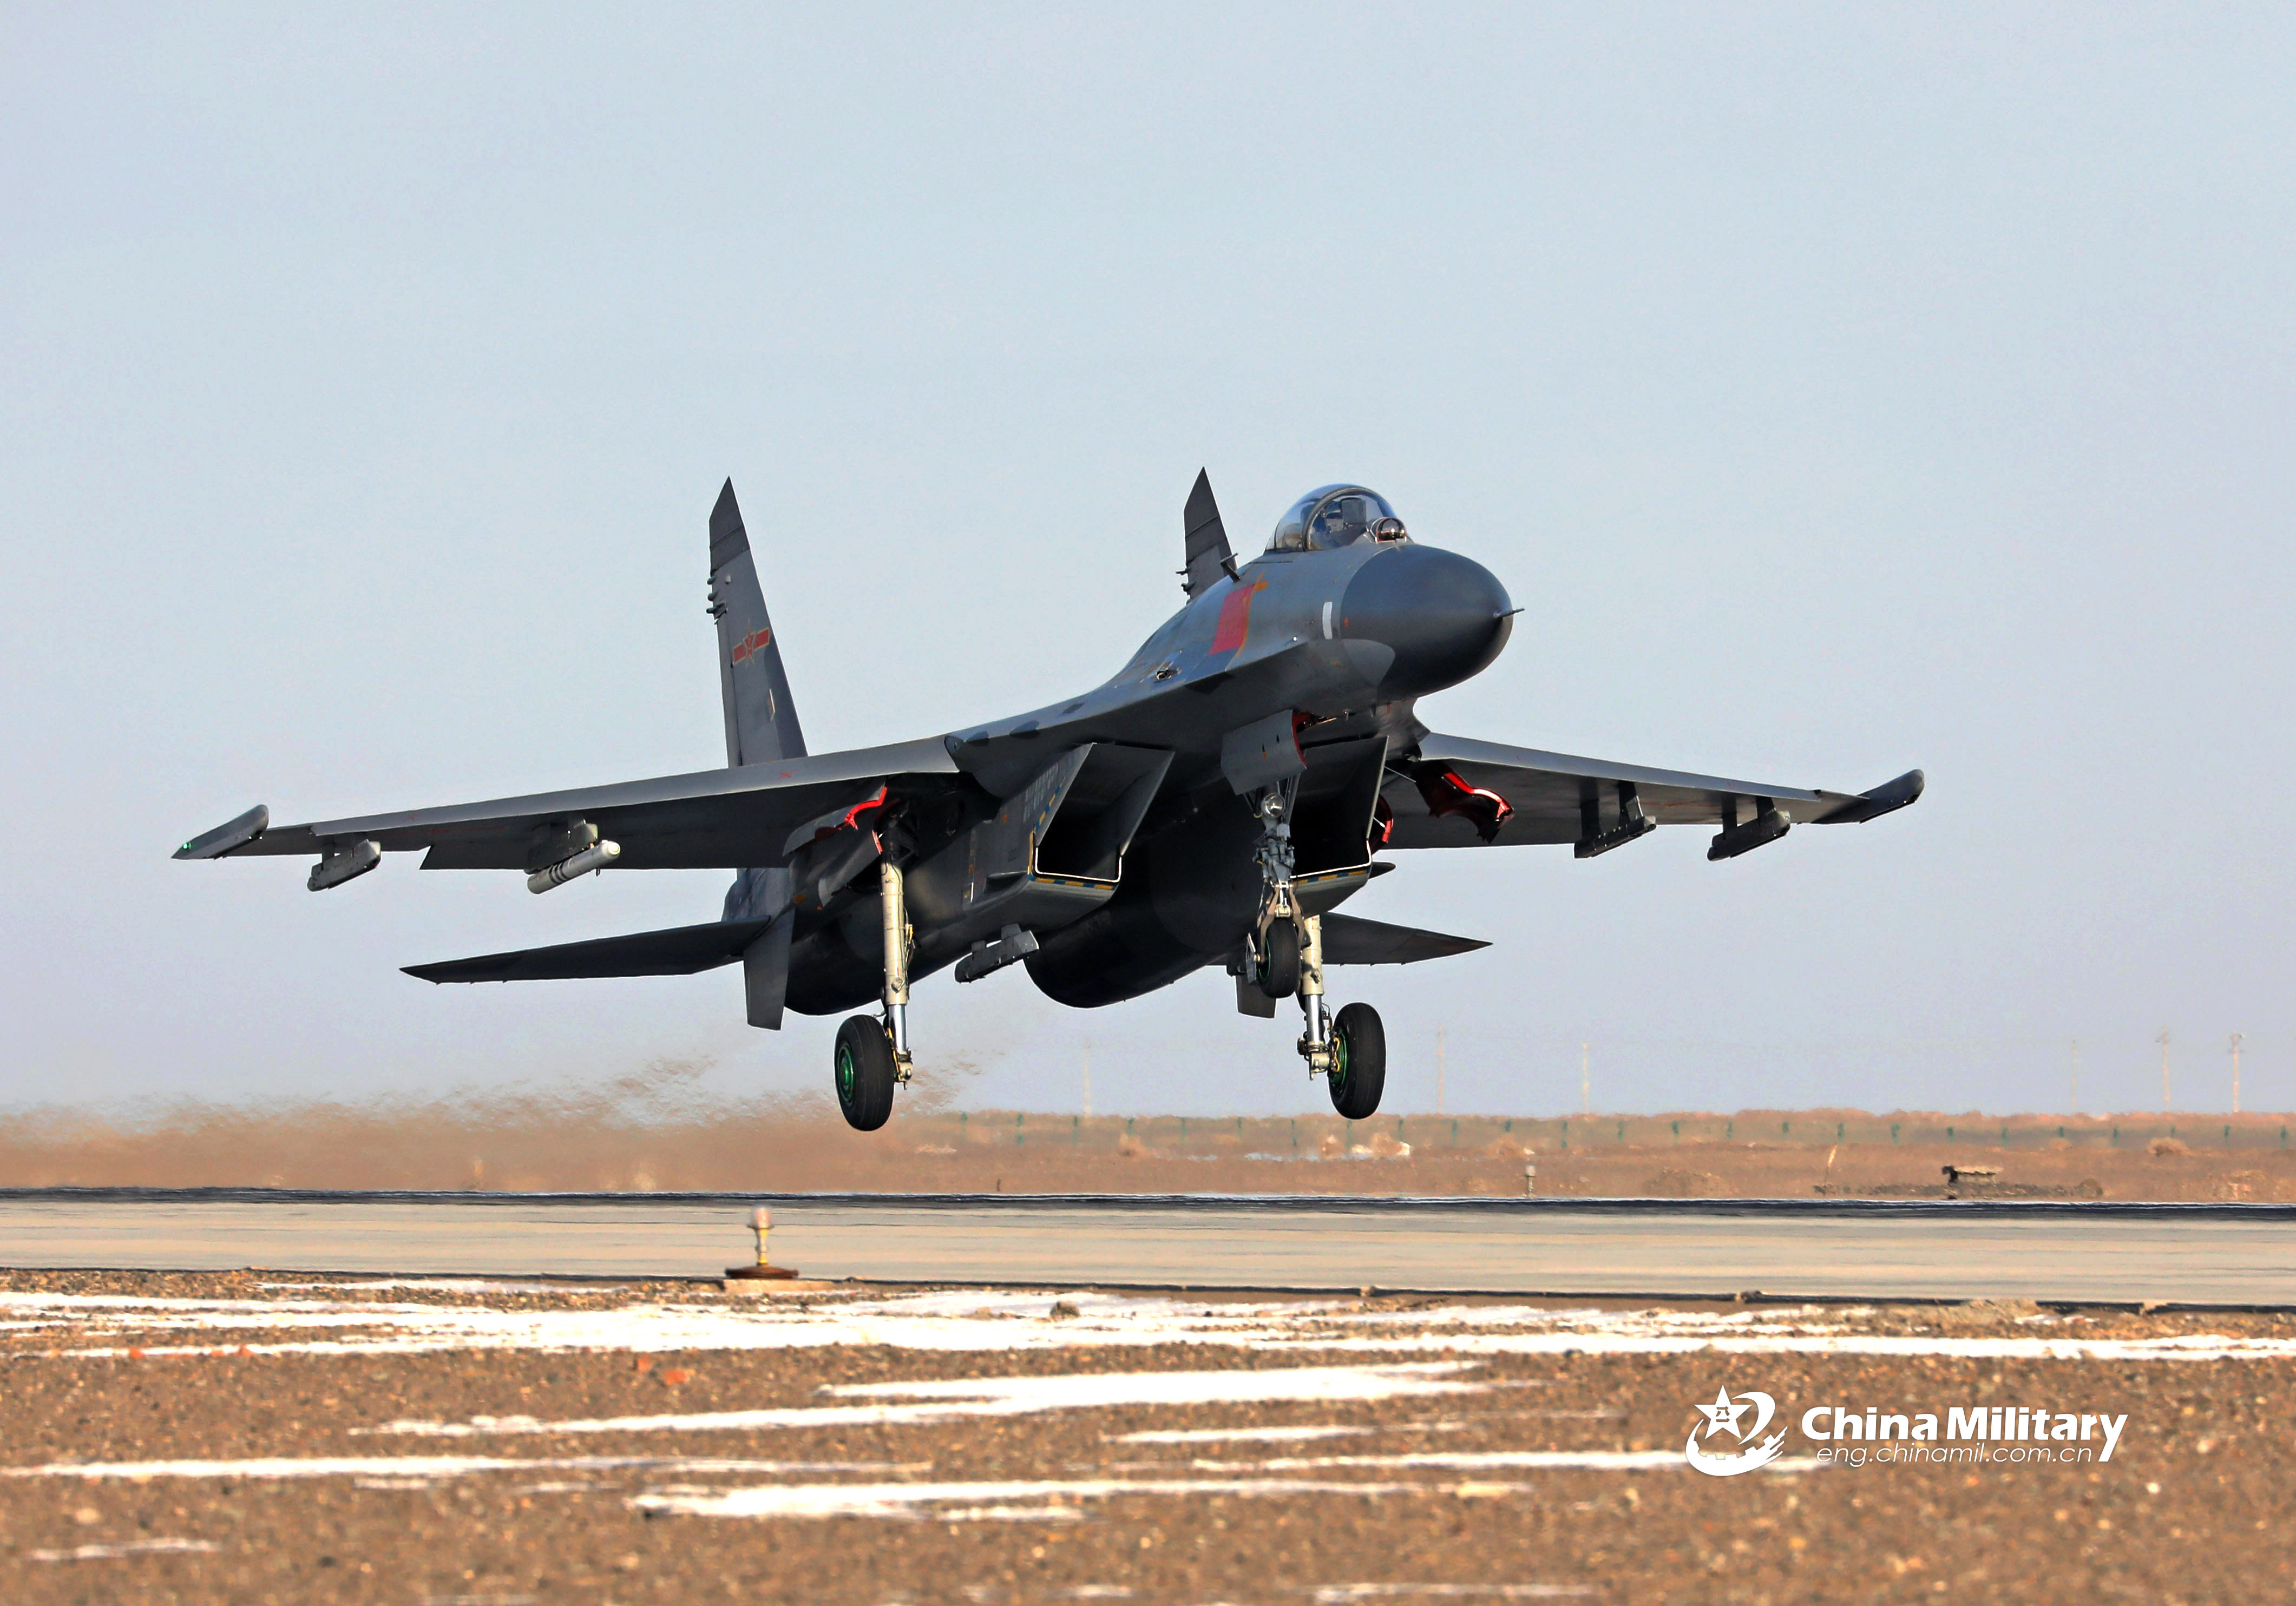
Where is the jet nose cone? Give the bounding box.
[1337,544,1514,697]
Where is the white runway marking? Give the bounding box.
[373,1363,1483,1438]
[628,1476,1530,1521]
[1307,1588,1593,1602]
[1107,1425,1381,1444]
[6,1455,924,1484]
[11,1284,2296,1366]
[29,1538,221,1562]
[1117,1450,1828,1474]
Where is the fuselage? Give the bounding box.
[774,528,1514,1015]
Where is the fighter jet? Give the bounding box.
[176,475,1922,1130]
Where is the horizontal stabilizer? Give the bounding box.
[1319,912,1488,966]
[404,918,775,984]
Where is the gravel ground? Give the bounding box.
[0,1270,2288,1604]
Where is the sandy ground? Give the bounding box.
[0,1269,2287,1603]
[5,1095,2293,1202]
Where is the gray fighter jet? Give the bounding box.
[177,475,1922,1129]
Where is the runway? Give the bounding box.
[4,1190,2291,1305]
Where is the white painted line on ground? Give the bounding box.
[1107,1426,1380,1444]
[1116,1451,1830,1475]
[14,1286,2294,1368]
[373,1363,1484,1438]
[29,1538,221,1562]
[630,1476,1533,1521]
[1307,1587,1593,1602]
[4,1455,925,1483]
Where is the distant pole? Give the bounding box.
[2230,1032,2242,1116]
[1580,1042,1590,1117]
[1082,1042,1092,1119]
[2159,1028,2172,1113]
[2069,1039,2079,1115]
[1435,1028,1446,1116]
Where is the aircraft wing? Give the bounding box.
[404,917,776,983]
[1386,732,1923,853]
[1319,913,1488,965]
[174,736,963,871]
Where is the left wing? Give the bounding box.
[1385,733,1923,859]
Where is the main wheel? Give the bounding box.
[1328,1001,1386,1119]
[834,1015,898,1131]
[1257,918,1302,998]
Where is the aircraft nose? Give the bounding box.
[1337,544,1514,697]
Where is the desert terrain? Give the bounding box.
[3,1091,2288,1202]
[1,1268,2288,1604]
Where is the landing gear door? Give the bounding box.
[1290,735,1389,917]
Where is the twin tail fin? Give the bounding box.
[709,480,808,767]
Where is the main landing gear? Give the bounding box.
[835,861,914,1131]
[1248,783,1386,1119]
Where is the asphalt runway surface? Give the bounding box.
[4,1190,2292,1305]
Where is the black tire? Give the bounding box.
[1257,918,1302,998]
[1328,1002,1386,1119]
[834,1015,898,1131]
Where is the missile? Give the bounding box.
[528,839,621,893]
[307,838,382,892]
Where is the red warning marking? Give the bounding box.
[730,627,773,666]
[1210,581,1266,655]
[806,785,891,846]
[1416,768,1514,844]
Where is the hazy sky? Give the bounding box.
[6,5,2292,1120]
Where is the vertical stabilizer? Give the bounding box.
[1182,469,1237,596]
[709,479,808,767]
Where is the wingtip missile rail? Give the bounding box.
[174,804,269,861]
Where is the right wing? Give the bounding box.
[174,736,963,871]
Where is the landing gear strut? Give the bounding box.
[1243,780,1388,1117]
[1290,910,1387,1118]
[834,859,915,1132]
[1250,783,1301,999]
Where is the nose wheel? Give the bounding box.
[1324,1001,1387,1119]
[1287,911,1387,1117]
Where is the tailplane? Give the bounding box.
[709,479,808,766]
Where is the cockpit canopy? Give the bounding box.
[1269,485,1408,552]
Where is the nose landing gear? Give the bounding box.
[1290,911,1387,1118]
[1243,782,1388,1118]
[835,860,915,1132]
[1324,1000,1387,1120]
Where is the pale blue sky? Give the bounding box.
[5,5,2292,1118]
